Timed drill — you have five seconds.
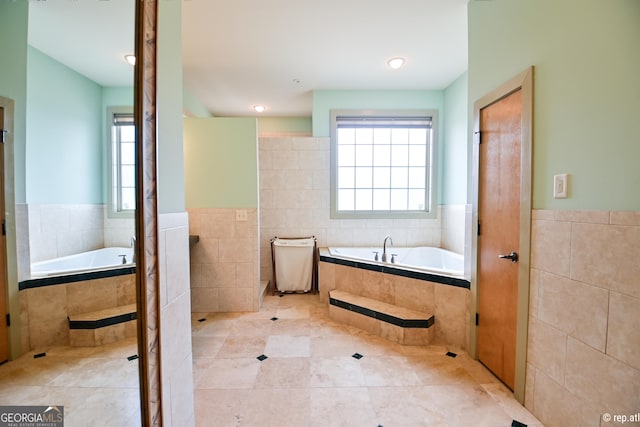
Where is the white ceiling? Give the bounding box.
[28,0,468,118]
[28,0,135,88]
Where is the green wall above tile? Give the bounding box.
[157,0,186,213]
[258,117,312,136]
[312,90,444,138]
[469,0,640,210]
[184,117,258,208]
[184,88,213,118]
[26,47,103,204]
[443,72,468,205]
[0,1,28,205]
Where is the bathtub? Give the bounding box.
[327,246,464,277]
[31,247,135,278]
[319,246,470,349]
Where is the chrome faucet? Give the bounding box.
[382,235,393,262]
[130,236,136,263]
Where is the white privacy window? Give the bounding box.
[109,111,136,216]
[331,111,437,219]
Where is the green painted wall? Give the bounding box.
[442,72,468,205]
[257,117,312,135]
[102,86,133,108]
[184,88,213,118]
[469,0,640,210]
[312,90,444,137]
[184,117,258,208]
[26,47,103,204]
[157,0,186,213]
[0,1,28,205]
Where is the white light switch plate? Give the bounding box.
[554,174,568,198]
[236,210,248,221]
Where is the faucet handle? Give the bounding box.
[390,254,397,264]
[372,251,379,261]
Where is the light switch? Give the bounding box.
[553,174,568,198]
[236,210,248,221]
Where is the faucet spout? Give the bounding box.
[382,235,393,262]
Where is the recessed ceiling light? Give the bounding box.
[124,54,136,66]
[253,105,266,113]
[387,57,406,69]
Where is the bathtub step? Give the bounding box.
[68,304,137,347]
[329,290,434,346]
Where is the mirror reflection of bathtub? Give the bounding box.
[19,248,137,351]
[30,247,135,278]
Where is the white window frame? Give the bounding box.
[330,109,438,219]
[107,107,135,218]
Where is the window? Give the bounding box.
[330,110,437,219]
[108,108,135,217]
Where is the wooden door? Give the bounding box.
[477,89,522,390]
[0,106,8,363]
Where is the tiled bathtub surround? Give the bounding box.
[440,204,468,256]
[259,136,468,284]
[19,273,135,350]
[28,204,105,263]
[16,203,30,281]
[319,260,471,351]
[188,208,259,312]
[103,211,136,249]
[328,289,435,346]
[526,209,640,427]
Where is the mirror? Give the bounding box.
[16,0,140,423]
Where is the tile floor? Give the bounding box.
[0,337,141,426]
[192,292,544,427]
[0,292,544,426]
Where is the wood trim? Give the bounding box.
[0,102,8,363]
[470,66,534,403]
[135,1,162,425]
[0,96,20,361]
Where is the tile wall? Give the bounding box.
[25,204,135,264]
[188,208,259,313]
[15,203,30,281]
[259,136,465,284]
[27,204,105,263]
[526,209,640,427]
[158,212,195,426]
[440,204,468,256]
[103,212,136,249]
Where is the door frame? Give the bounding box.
[0,103,7,363]
[135,1,162,424]
[470,67,533,403]
[0,96,19,361]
